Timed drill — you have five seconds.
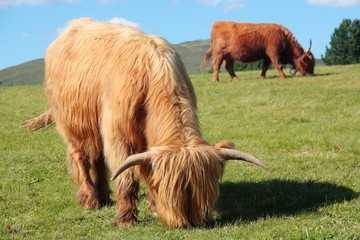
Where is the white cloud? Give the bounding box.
[53,17,139,38]
[21,32,30,38]
[223,1,244,11]
[108,17,140,29]
[195,0,245,11]
[307,0,360,7]
[0,0,81,9]
[196,0,221,7]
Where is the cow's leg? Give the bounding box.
[139,166,157,217]
[113,169,140,226]
[91,156,111,206]
[260,58,271,80]
[68,144,100,209]
[212,53,224,82]
[269,56,286,79]
[147,189,157,217]
[101,97,145,226]
[224,58,239,81]
[104,141,140,226]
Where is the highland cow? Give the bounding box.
[198,21,315,82]
[22,18,268,228]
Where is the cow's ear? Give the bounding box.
[302,55,309,63]
[214,140,235,149]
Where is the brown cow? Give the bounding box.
[198,21,315,82]
[22,18,268,228]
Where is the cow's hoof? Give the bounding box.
[78,191,101,209]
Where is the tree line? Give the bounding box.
[322,19,360,65]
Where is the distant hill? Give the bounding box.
[0,59,45,87]
[0,39,323,87]
[173,40,212,74]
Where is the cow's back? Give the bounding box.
[211,21,290,62]
[44,18,157,156]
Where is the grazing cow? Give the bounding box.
[198,21,315,82]
[22,18,268,228]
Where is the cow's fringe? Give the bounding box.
[150,145,225,228]
[21,109,53,132]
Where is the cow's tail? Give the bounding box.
[21,109,53,132]
[197,46,213,71]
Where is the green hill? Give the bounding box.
[173,40,212,74]
[0,59,44,87]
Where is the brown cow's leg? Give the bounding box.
[147,189,157,217]
[212,54,223,82]
[91,157,111,206]
[276,64,286,79]
[68,145,100,209]
[113,172,140,226]
[104,144,140,226]
[269,57,286,79]
[101,104,141,226]
[107,152,140,226]
[260,59,271,80]
[224,58,239,81]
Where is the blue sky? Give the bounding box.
[0,0,359,70]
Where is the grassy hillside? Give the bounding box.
[0,59,44,87]
[173,39,212,74]
[1,64,359,239]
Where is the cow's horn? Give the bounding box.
[111,151,155,180]
[306,39,312,53]
[218,148,269,169]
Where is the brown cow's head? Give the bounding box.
[291,40,315,76]
[111,141,268,228]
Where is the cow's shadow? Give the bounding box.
[215,179,358,225]
[261,72,339,79]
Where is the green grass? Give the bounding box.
[1,65,359,239]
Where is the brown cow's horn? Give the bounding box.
[110,151,155,180]
[218,148,269,169]
[306,39,312,53]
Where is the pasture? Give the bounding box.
[1,64,359,239]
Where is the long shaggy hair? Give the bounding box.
[22,18,268,228]
[144,146,225,228]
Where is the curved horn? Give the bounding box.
[305,39,312,53]
[218,148,269,169]
[110,151,155,180]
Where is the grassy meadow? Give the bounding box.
[1,65,359,239]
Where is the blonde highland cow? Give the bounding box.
[22,18,268,228]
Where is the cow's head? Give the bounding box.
[291,40,315,76]
[111,141,268,228]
